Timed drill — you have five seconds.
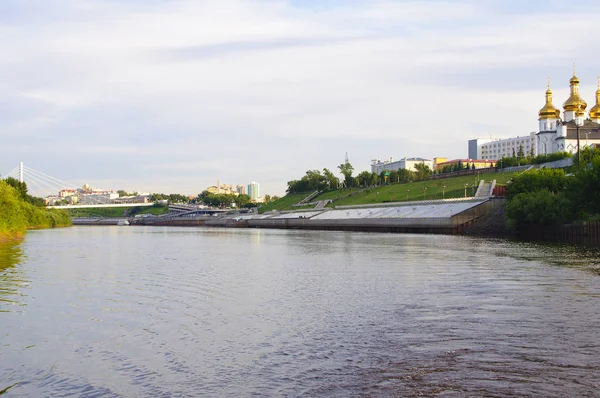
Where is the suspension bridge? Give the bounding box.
[3,162,81,198]
[2,162,154,209]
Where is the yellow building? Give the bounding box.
[434,158,495,172]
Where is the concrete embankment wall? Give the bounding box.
[248,217,456,234]
[248,199,503,234]
[132,217,212,226]
[73,218,129,226]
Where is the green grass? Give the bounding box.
[136,206,170,216]
[312,188,363,202]
[260,171,520,212]
[331,171,517,206]
[258,193,311,214]
[67,205,169,218]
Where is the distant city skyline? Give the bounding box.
[1,1,600,196]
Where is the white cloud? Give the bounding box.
[1,0,599,196]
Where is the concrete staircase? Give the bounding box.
[474,179,496,198]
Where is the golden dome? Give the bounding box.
[563,75,587,112]
[569,75,580,84]
[539,92,560,119]
[563,67,587,112]
[538,80,560,120]
[590,77,600,120]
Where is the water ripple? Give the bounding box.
[1,227,599,396]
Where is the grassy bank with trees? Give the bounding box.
[262,168,519,213]
[0,178,71,241]
[66,204,170,218]
[505,147,600,229]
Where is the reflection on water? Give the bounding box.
[0,239,26,313]
[0,227,599,397]
[0,239,23,270]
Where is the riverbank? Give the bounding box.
[0,180,71,241]
[121,198,504,235]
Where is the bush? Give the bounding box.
[506,168,568,199]
[0,180,71,239]
[505,190,572,228]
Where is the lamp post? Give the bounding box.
[576,107,584,167]
[463,183,469,198]
[405,189,410,200]
[442,185,446,199]
[423,187,428,200]
[585,131,591,148]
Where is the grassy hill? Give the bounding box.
[258,193,310,214]
[262,170,518,213]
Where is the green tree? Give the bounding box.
[506,189,572,228]
[4,177,46,207]
[572,148,600,213]
[338,160,354,188]
[506,168,569,200]
[356,171,372,187]
[413,163,432,181]
[236,194,252,208]
[370,172,379,186]
[517,144,525,160]
[323,168,340,190]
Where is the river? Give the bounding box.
[1,226,599,397]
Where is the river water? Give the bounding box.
[1,226,599,397]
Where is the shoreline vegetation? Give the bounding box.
[0,179,71,241]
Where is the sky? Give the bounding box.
[1,0,600,197]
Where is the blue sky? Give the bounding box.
[1,0,600,196]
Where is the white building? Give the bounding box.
[471,133,538,160]
[236,184,246,195]
[536,73,600,155]
[370,157,433,174]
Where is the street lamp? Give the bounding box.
[585,131,592,148]
[423,187,428,200]
[575,106,584,167]
[442,185,446,199]
[463,183,469,198]
[405,189,410,200]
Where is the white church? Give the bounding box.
[537,70,600,155]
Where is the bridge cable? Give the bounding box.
[23,166,78,190]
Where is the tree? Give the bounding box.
[571,148,600,213]
[4,177,45,207]
[323,168,340,190]
[370,172,379,186]
[517,144,525,160]
[338,160,354,188]
[471,163,476,170]
[4,177,28,200]
[506,168,569,200]
[168,194,190,204]
[236,194,251,208]
[413,163,432,181]
[356,171,372,187]
[506,189,572,228]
